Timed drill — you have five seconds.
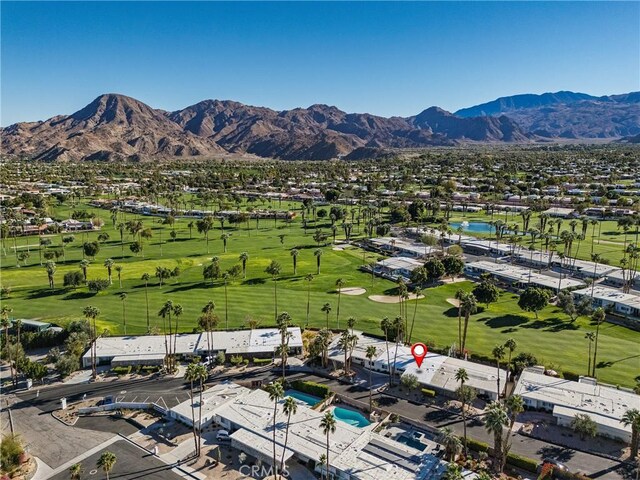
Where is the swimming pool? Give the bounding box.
[332,407,371,428]
[285,390,321,407]
[450,221,493,234]
[396,434,427,451]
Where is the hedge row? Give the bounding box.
[112,366,131,375]
[290,380,331,398]
[421,388,436,397]
[466,438,489,453]
[252,358,272,365]
[506,452,538,473]
[562,371,580,381]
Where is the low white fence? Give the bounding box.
[78,401,167,415]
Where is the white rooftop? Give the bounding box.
[513,369,640,432]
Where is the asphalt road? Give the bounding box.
[48,439,183,480]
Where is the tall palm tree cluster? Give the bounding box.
[157,299,183,373]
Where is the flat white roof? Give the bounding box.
[170,382,441,480]
[466,261,584,290]
[513,369,640,432]
[574,285,640,309]
[84,327,303,362]
[376,257,424,271]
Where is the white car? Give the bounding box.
[216,430,230,441]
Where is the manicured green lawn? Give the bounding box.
[1,200,639,387]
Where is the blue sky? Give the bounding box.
[2,1,639,125]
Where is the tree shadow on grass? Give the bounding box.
[521,317,578,332]
[63,291,96,300]
[482,315,529,329]
[444,307,459,318]
[26,288,67,299]
[165,282,211,293]
[243,278,266,286]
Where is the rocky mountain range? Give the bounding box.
[455,91,640,139]
[2,91,638,161]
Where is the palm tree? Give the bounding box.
[114,265,123,288]
[320,411,336,480]
[321,303,332,329]
[585,332,595,376]
[185,363,200,455]
[318,454,327,480]
[276,312,292,382]
[408,286,421,344]
[158,300,174,372]
[266,382,284,480]
[305,274,314,327]
[172,304,184,369]
[504,338,517,395]
[314,248,323,274]
[220,232,230,253]
[45,260,57,289]
[97,451,117,480]
[141,273,151,332]
[103,258,115,285]
[290,248,299,275]
[484,401,509,474]
[591,307,606,377]
[119,292,127,335]
[366,345,377,412]
[380,316,392,386]
[460,293,477,355]
[280,396,298,473]
[346,316,356,336]
[621,408,640,459]
[80,259,90,283]
[438,427,462,461]
[69,462,83,480]
[239,252,249,279]
[335,278,345,328]
[199,301,218,365]
[193,363,208,455]
[492,345,505,401]
[83,305,100,379]
[265,260,282,321]
[455,368,470,456]
[391,316,405,386]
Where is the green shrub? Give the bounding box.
[230,355,244,366]
[466,437,489,453]
[243,358,250,366]
[506,452,538,473]
[112,366,131,375]
[141,365,160,373]
[252,358,272,365]
[1,433,24,473]
[421,388,436,397]
[291,380,331,398]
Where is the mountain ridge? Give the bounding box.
[2,90,638,161]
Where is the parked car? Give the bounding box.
[216,430,230,441]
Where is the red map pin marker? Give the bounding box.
[411,343,428,368]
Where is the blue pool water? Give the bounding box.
[285,390,321,407]
[332,407,371,428]
[450,221,493,234]
[396,434,427,451]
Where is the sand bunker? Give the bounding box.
[338,287,366,296]
[368,293,425,304]
[332,246,344,251]
[440,276,467,284]
[446,298,460,307]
